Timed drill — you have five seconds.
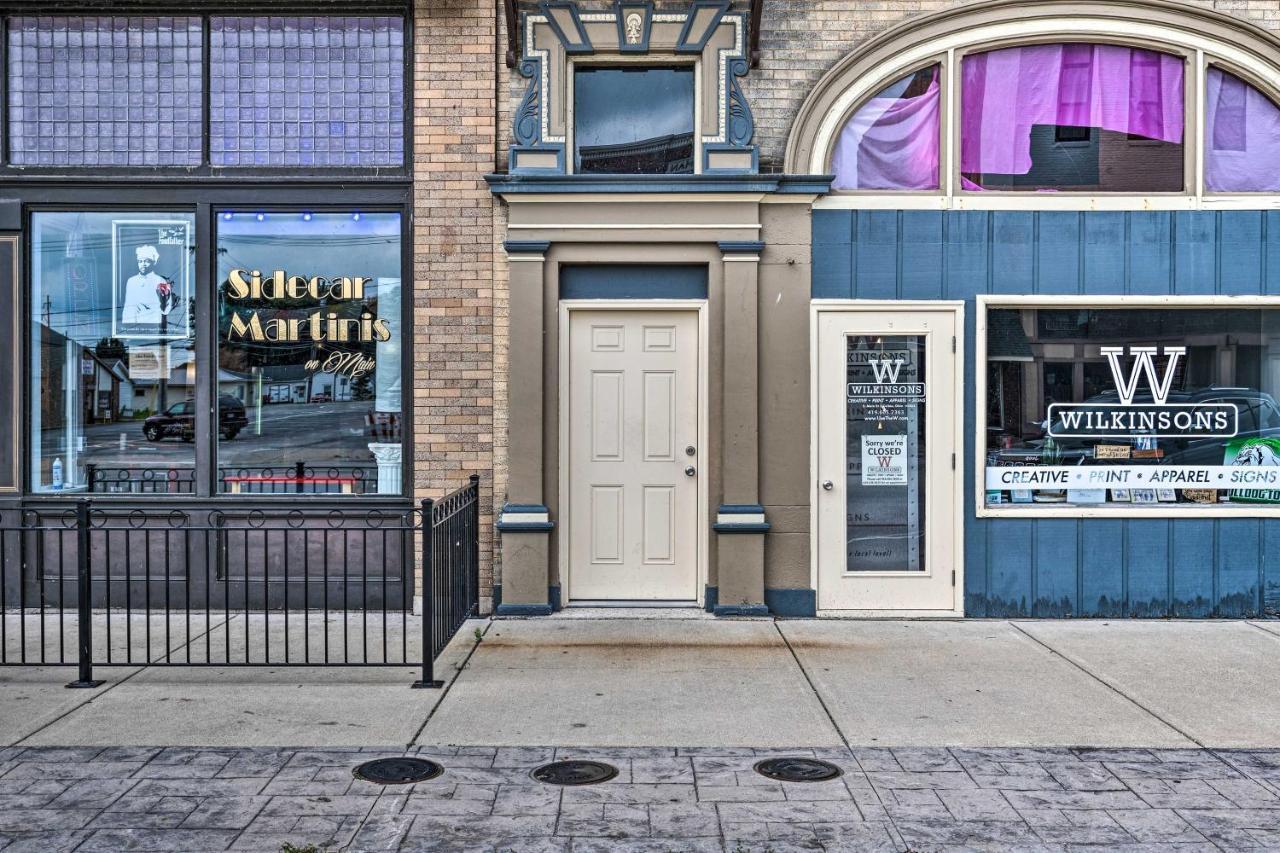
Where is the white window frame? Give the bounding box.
[810,16,1280,212]
[976,294,1280,518]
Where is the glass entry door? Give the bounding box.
[816,306,962,612]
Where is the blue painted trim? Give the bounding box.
[766,588,816,618]
[613,0,653,53]
[549,584,562,612]
[704,585,718,613]
[487,173,834,195]
[675,0,729,53]
[702,143,759,175]
[714,603,769,617]
[512,48,543,147]
[717,503,766,513]
[496,603,554,617]
[716,243,764,255]
[560,264,708,300]
[538,1,593,54]
[503,241,551,255]
[501,503,551,513]
[496,520,555,532]
[509,144,566,175]
[713,522,771,533]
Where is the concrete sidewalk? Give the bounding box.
[5,616,1280,749]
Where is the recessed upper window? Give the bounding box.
[831,65,939,191]
[1205,67,1280,192]
[574,66,694,175]
[961,43,1185,192]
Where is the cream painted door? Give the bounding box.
[816,308,961,612]
[568,310,700,601]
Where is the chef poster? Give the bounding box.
[112,220,190,340]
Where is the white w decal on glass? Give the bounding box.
[1099,346,1185,405]
[868,358,905,384]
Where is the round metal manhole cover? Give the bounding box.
[531,760,619,786]
[353,757,444,785]
[754,757,843,783]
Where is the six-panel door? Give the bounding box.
[567,310,700,602]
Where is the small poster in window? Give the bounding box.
[113,220,190,340]
[127,345,169,381]
[1132,488,1158,504]
[1156,489,1178,502]
[861,434,908,486]
[1110,489,1132,502]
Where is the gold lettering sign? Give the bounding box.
[224,268,392,344]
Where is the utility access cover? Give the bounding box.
[353,757,444,785]
[531,760,619,786]
[754,757,843,783]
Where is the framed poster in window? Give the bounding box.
[112,220,192,340]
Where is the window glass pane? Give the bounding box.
[961,44,1184,192]
[984,307,1280,509]
[832,65,940,191]
[217,212,402,495]
[8,17,203,167]
[209,17,405,167]
[846,336,927,571]
[1205,67,1280,192]
[574,67,694,174]
[31,211,197,493]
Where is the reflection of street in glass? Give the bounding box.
[51,400,378,469]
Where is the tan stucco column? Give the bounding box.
[495,240,553,615]
[714,240,769,616]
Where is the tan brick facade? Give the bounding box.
[412,0,499,610]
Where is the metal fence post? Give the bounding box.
[66,499,103,688]
[85,463,97,494]
[294,460,306,494]
[469,474,480,615]
[412,497,442,688]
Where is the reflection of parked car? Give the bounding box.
[994,387,1280,466]
[143,395,249,442]
[310,392,332,403]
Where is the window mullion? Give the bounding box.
[194,203,214,498]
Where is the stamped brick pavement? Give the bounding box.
[1,745,1279,851]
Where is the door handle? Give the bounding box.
[821,480,834,491]
[685,466,697,477]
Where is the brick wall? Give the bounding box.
[413,0,499,611]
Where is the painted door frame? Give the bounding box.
[558,299,710,606]
[810,299,967,617]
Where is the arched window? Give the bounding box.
[831,65,940,191]
[960,43,1184,192]
[1205,67,1280,192]
[791,2,1280,206]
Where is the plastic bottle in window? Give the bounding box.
[52,457,63,490]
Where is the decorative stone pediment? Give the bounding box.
[510,0,757,176]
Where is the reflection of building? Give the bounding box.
[986,309,1280,444]
[261,364,354,405]
[576,132,694,174]
[129,357,255,414]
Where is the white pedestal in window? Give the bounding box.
[367,442,403,495]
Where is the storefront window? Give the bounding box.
[216,212,402,495]
[961,43,1185,192]
[983,304,1280,509]
[831,65,940,191]
[30,211,197,492]
[574,66,694,174]
[1205,67,1280,192]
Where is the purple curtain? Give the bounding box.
[1205,67,1280,192]
[961,44,1184,181]
[831,67,940,190]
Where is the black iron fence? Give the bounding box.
[0,476,480,688]
[85,464,382,495]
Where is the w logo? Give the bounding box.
[1100,346,1185,405]
[868,358,905,384]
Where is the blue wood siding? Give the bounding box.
[812,209,1280,617]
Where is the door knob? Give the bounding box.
[685,445,696,456]
[685,466,697,477]
[821,480,834,491]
